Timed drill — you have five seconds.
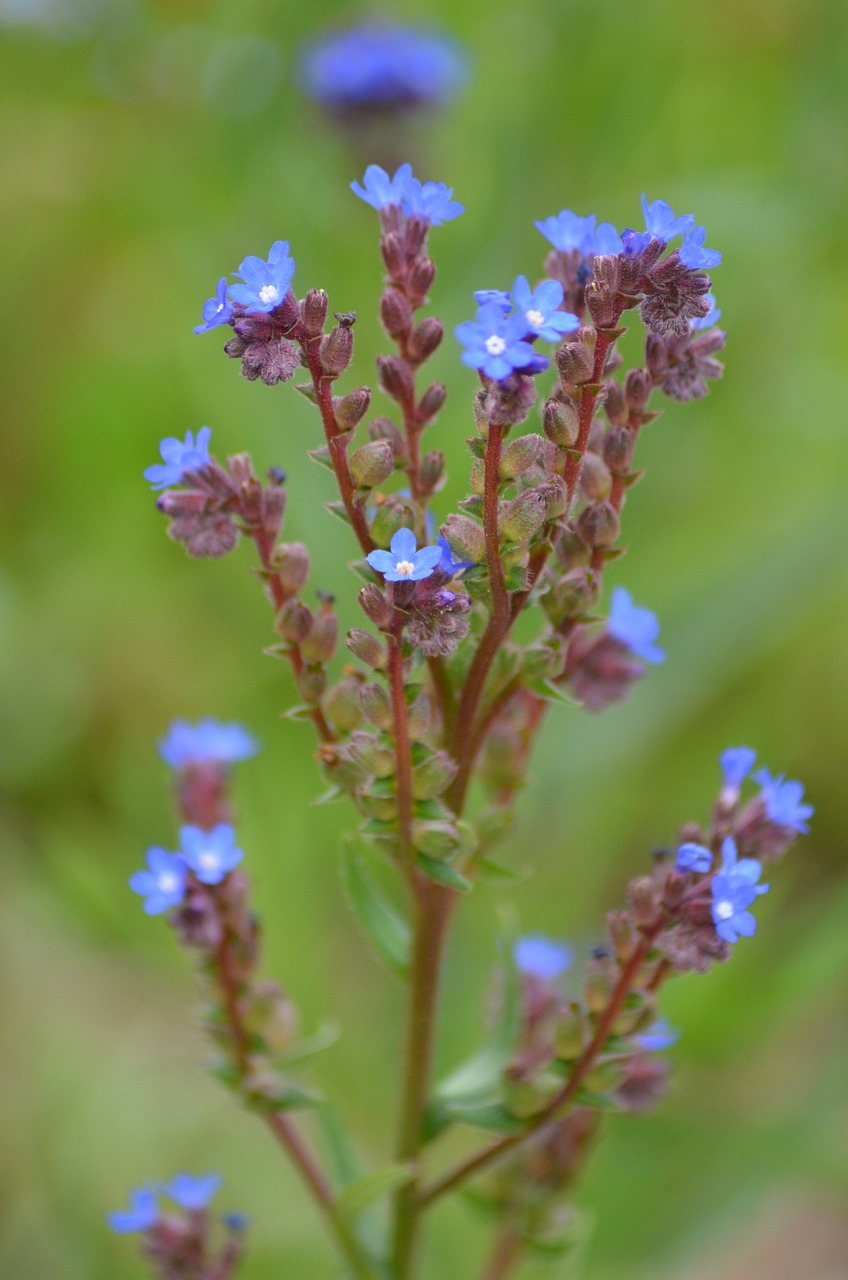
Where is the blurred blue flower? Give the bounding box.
[159,719,258,769]
[455,301,539,381]
[108,1187,159,1234]
[437,536,475,577]
[179,824,243,885]
[228,241,295,314]
[351,163,413,210]
[634,1017,679,1052]
[367,528,442,582]
[589,222,622,255]
[514,934,572,980]
[711,836,769,944]
[535,209,598,255]
[474,289,511,311]
[298,24,467,110]
[607,587,665,663]
[511,276,580,342]
[690,292,722,330]
[194,277,233,335]
[641,195,694,243]
[720,745,756,788]
[754,769,814,833]
[129,848,187,915]
[162,1173,222,1211]
[402,178,463,225]
[676,842,712,873]
[680,225,721,270]
[144,428,212,491]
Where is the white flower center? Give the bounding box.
[485,335,507,356]
[715,899,734,920]
[395,560,415,576]
[198,850,219,871]
[159,872,178,893]
[526,309,544,328]
[259,284,280,305]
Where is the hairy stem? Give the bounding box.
[478,1218,524,1280]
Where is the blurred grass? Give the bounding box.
[1,0,847,1276]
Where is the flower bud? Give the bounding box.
[348,730,395,778]
[579,451,612,501]
[540,476,568,520]
[584,277,619,328]
[297,663,326,704]
[322,673,364,732]
[300,602,338,663]
[504,1072,549,1119]
[360,681,393,730]
[411,750,458,799]
[625,367,653,412]
[576,501,620,548]
[542,397,579,447]
[602,425,636,474]
[552,523,591,568]
[327,748,369,794]
[556,341,594,387]
[411,819,461,858]
[380,232,404,278]
[346,628,387,670]
[349,440,394,489]
[500,489,549,543]
[333,386,371,432]
[272,542,309,596]
[555,1002,586,1060]
[319,323,354,377]
[408,317,444,364]
[370,496,416,549]
[276,599,313,643]
[584,952,618,1013]
[358,583,394,630]
[408,255,436,301]
[377,355,414,403]
[627,877,658,928]
[499,433,545,480]
[416,382,447,425]
[357,788,399,822]
[368,416,406,460]
[607,909,635,960]
[418,450,445,493]
[380,288,413,340]
[301,288,329,337]
[406,690,431,739]
[541,567,600,624]
[603,380,627,426]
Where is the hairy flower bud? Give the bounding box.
[555,1002,586,1060]
[542,396,579,447]
[440,514,486,563]
[380,287,413,340]
[319,322,354,376]
[584,952,618,1013]
[358,582,394,630]
[276,598,313,644]
[333,386,372,432]
[271,542,309,596]
[602,425,636,474]
[346,628,386,670]
[556,341,594,387]
[627,876,658,927]
[408,255,436,301]
[625,368,653,412]
[377,355,414,403]
[419,450,445,493]
[500,433,545,480]
[368,416,406,460]
[411,819,461,858]
[349,730,396,778]
[603,380,627,426]
[322,673,363,732]
[408,317,444,364]
[416,382,447,425]
[579,451,612,501]
[300,601,338,663]
[576,500,620,548]
[370,496,416,547]
[552,523,591,568]
[411,750,458,799]
[607,909,635,960]
[380,232,404,278]
[541,567,600,624]
[359,681,393,730]
[500,489,549,543]
[349,440,394,488]
[301,288,329,337]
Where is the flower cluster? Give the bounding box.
[456,276,579,382]
[109,1174,244,1280]
[298,23,467,112]
[351,162,463,227]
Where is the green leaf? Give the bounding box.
[317,1104,363,1190]
[311,786,343,806]
[337,1165,413,1224]
[279,1022,340,1068]
[475,855,526,884]
[526,678,581,707]
[438,1100,526,1136]
[307,445,334,471]
[340,836,411,978]
[415,853,472,892]
[244,1074,323,1114]
[325,501,351,525]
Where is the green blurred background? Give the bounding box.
[1,0,847,1276]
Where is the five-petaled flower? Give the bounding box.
[350,162,413,211]
[159,719,258,769]
[535,209,600,255]
[676,842,713,873]
[161,1173,222,1211]
[455,300,541,381]
[179,823,244,885]
[402,177,463,225]
[144,428,212,491]
[228,241,295,314]
[108,1187,159,1234]
[680,225,721,270]
[710,836,769,944]
[129,848,188,915]
[754,769,814,833]
[194,277,234,334]
[437,535,475,577]
[367,527,442,582]
[511,275,580,342]
[514,934,572,980]
[607,587,665,663]
[641,195,695,243]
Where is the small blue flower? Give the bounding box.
[298,24,467,110]
[690,291,722,330]
[179,824,244,885]
[588,222,622,256]
[159,719,258,770]
[108,1187,159,1234]
[634,1017,679,1052]
[224,1213,250,1232]
[129,848,187,915]
[437,536,475,577]
[194,277,234,335]
[162,1173,222,1211]
[619,228,653,258]
[514,934,572,980]
[474,289,511,311]
[350,163,413,211]
[711,836,769,944]
[679,225,721,270]
[535,210,597,255]
[607,587,665,664]
[720,746,756,788]
[402,178,463,226]
[676,842,712,873]
[228,241,295,314]
[367,527,442,583]
[641,195,695,244]
[754,769,814,833]
[144,428,212,492]
[455,301,540,381]
[511,276,580,343]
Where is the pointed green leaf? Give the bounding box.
[337,1165,413,1224]
[416,853,472,892]
[340,836,411,977]
[279,1022,340,1068]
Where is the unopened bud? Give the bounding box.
[585,278,619,328]
[348,730,395,778]
[370,496,416,548]
[604,381,627,426]
[406,690,431,739]
[555,1002,586,1060]
[380,288,413,340]
[377,355,414,403]
[357,582,394,630]
[411,819,461,858]
[359,681,393,730]
[500,489,549,543]
[408,317,444,364]
[380,232,404,278]
[319,324,354,377]
[276,599,313,643]
[500,433,544,480]
[408,255,436,301]
[346,628,386,670]
[542,567,600,624]
[418,449,445,493]
[584,953,618,1013]
[272,542,309,596]
[349,440,394,488]
[607,910,635,960]
[625,368,653,412]
[368,416,406,459]
[297,664,326,704]
[417,382,447,425]
[627,877,658,928]
[440,513,485,563]
[556,341,594,387]
[322,674,364,732]
[302,288,329,337]
[542,397,579,447]
[540,476,568,520]
[411,751,458,799]
[300,602,338,663]
[333,386,371,432]
[602,425,636,474]
[552,523,591,568]
[579,451,612,501]
[357,788,399,822]
[576,500,620,548]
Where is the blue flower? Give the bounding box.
[588,222,622,256]
[711,836,769,944]
[144,428,212,491]
[720,746,756,788]
[228,241,295,314]
[534,210,598,255]
[511,276,580,343]
[437,536,475,577]
[159,719,258,770]
[455,301,540,381]
[129,848,187,915]
[179,824,244,885]
[402,178,463,226]
[514,934,572,980]
[194,277,234,335]
[367,527,442,583]
[634,1017,679,1052]
[641,195,695,243]
[690,292,722,330]
[754,769,814,833]
[350,163,413,211]
[298,24,467,110]
[161,1173,222,1211]
[620,228,653,258]
[108,1187,159,1234]
[474,289,511,311]
[607,587,665,663]
[679,225,721,270]
[676,842,712,873]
